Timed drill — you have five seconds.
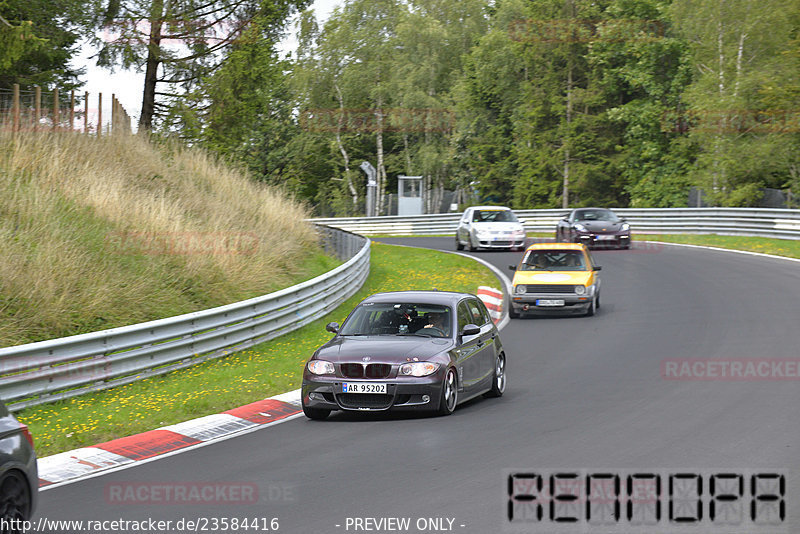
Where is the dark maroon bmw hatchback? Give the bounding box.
[301,291,507,420]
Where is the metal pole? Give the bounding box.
[111,94,116,134]
[360,161,377,217]
[84,91,89,134]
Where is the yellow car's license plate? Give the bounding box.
[536,299,565,306]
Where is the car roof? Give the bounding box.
[467,205,512,211]
[360,290,474,306]
[525,242,588,252]
[572,207,614,212]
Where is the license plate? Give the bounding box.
[536,299,565,307]
[596,235,616,240]
[342,382,387,394]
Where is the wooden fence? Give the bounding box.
[0,84,133,135]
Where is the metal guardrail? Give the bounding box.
[0,226,370,411]
[311,207,800,240]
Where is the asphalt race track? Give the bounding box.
[39,237,800,533]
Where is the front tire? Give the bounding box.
[0,471,31,526]
[484,353,506,398]
[437,368,458,415]
[509,306,520,319]
[302,401,330,420]
[586,295,596,317]
[455,236,464,251]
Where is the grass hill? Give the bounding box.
[0,131,336,347]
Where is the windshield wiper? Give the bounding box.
[394,332,434,337]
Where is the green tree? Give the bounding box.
[672,0,798,206]
[0,0,91,89]
[590,0,695,207]
[95,0,306,131]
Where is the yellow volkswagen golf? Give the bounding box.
[507,243,602,317]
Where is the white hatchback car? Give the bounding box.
[455,206,527,251]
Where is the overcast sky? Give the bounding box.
[72,0,343,131]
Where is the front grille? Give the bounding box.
[487,240,512,246]
[340,363,392,379]
[365,364,391,379]
[341,363,363,378]
[525,284,575,294]
[338,393,393,409]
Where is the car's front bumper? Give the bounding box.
[302,375,446,413]
[574,233,630,248]
[511,294,594,314]
[473,234,526,249]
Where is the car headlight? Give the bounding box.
[574,223,587,232]
[575,285,586,295]
[515,284,527,294]
[399,361,439,377]
[307,360,335,375]
[621,223,630,231]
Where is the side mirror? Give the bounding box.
[508,265,517,271]
[326,322,339,334]
[518,219,527,225]
[461,324,481,337]
[593,266,602,271]
[561,217,569,222]
[619,217,627,222]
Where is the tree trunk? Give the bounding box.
[562,61,573,209]
[375,102,386,215]
[734,32,746,98]
[139,0,165,131]
[334,82,358,210]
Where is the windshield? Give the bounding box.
[520,250,587,271]
[473,209,518,223]
[574,209,619,222]
[339,303,453,337]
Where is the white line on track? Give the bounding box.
[641,240,800,264]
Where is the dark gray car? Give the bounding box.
[0,401,38,528]
[556,207,631,249]
[302,291,507,419]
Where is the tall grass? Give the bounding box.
[0,131,326,347]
